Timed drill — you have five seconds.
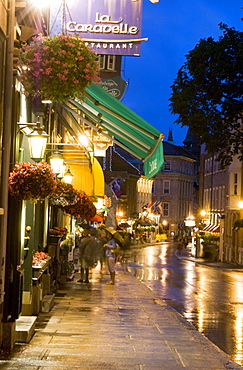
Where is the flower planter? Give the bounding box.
[32,256,51,279]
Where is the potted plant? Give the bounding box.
[18,34,100,103]
[8,162,56,202]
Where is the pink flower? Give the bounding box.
[57,73,68,81]
[45,68,52,75]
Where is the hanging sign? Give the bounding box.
[92,132,113,151]
[99,76,127,100]
[50,0,146,56]
[144,141,164,179]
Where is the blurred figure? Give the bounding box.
[103,229,117,285]
[78,228,99,283]
[97,229,108,274]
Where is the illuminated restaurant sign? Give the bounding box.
[50,0,146,56]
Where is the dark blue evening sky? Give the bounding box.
[121,1,243,145]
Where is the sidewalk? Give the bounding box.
[0,266,242,369]
[176,248,243,271]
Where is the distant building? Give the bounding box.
[98,145,141,224]
[200,146,243,264]
[153,130,198,239]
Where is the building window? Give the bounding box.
[98,55,116,71]
[163,180,170,194]
[163,202,169,217]
[107,55,116,70]
[98,55,105,70]
[163,160,171,171]
[233,173,238,195]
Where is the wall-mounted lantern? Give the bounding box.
[27,125,49,162]
[63,167,74,184]
[49,150,64,175]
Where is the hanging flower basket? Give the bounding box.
[18,34,100,103]
[62,190,96,220]
[9,162,56,202]
[49,182,79,207]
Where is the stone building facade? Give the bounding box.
[153,140,198,239]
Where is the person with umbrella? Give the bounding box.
[103,228,118,285]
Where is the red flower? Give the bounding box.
[49,182,79,207]
[9,162,56,202]
[62,190,96,220]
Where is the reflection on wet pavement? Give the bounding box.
[126,243,243,366]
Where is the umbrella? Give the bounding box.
[137,221,151,226]
[103,227,126,249]
[119,222,130,228]
[90,214,103,222]
[77,223,91,229]
[105,227,117,235]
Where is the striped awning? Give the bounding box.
[203,224,220,233]
[59,84,165,179]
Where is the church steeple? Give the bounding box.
[183,127,201,163]
[168,128,173,142]
[167,128,175,144]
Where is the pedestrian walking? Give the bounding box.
[77,228,99,283]
[103,228,118,285]
[97,229,108,274]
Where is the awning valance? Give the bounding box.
[202,224,220,233]
[60,84,164,179]
[68,157,104,199]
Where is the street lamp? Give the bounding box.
[238,201,243,209]
[200,210,207,217]
[162,220,168,227]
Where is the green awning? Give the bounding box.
[61,84,164,178]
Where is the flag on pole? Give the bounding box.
[110,178,122,199]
